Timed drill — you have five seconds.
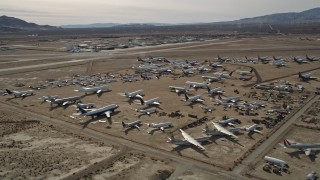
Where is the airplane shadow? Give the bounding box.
[187,101,205,109]
[124,126,141,135]
[171,144,210,158]
[80,116,108,129]
[285,151,303,160]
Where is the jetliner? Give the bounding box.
[133,107,157,116]
[273,56,283,61]
[241,124,263,134]
[47,96,82,106]
[202,75,222,82]
[264,156,289,169]
[217,55,233,62]
[218,118,239,127]
[214,98,235,107]
[29,85,47,90]
[306,54,319,62]
[209,61,223,68]
[258,55,272,64]
[119,89,143,99]
[273,85,292,92]
[306,171,317,180]
[154,67,172,74]
[74,85,111,95]
[121,120,142,129]
[171,129,209,150]
[203,123,240,137]
[137,56,168,63]
[239,76,254,81]
[182,69,194,76]
[74,103,95,109]
[4,89,34,98]
[186,80,210,89]
[218,95,241,103]
[211,122,238,138]
[273,60,287,67]
[199,105,215,113]
[146,122,173,133]
[39,95,58,102]
[298,72,317,81]
[78,104,119,118]
[183,93,204,103]
[137,97,161,106]
[206,86,224,95]
[214,71,233,79]
[197,65,211,73]
[292,56,308,64]
[236,69,254,75]
[169,85,190,94]
[245,56,258,63]
[281,139,320,156]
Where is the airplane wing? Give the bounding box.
[212,122,238,139]
[304,148,312,156]
[152,102,161,105]
[160,127,164,131]
[105,111,111,118]
[21,93,26,97]
[253,129,263,134]
[136,94,143,99]
[134,125,140,129]
[97,89,102,94]
[179,129,205,150]
[62,101,69,106]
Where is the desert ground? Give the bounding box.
[0,33,320,179]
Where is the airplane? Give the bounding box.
[214,98,235,107]
[218,118,239,127]
[4,89,34,98]
[169,85,190,94]
[273,56,284,61]
[74,103,95,109]
[306,171,317,180]
[241,124,263,135]
[47,96,82,106]
[210,122,238,138]
[214,71,233,79]
[239,76,254,81]
[121,120,142,130]
[292,56,308,64]
[218,95,241,103]
[203,123,240,137]
[209,61,224,68]
[182,69,195,76]
[74,85,111,95]
[273,85,292,92]
[258,55,272,64]
[306,54,319,62]
[183,93,204,103]
[236,69,254,75]
[217,55,233,62]
[28,85,47,90]
[137,97,161,106]
[273,60,287,67]
[201,75,222,82]
[133,107,157,116]
[281,139,320,156]
[78,104,119,118]
[206,86,224,95]
[154,67,172,74]
[298,72,317,81]
[137,56,168,63]
[199,105,215,113]
[146,122,173,133]
[245,56,258,63]
[168,129,209,150]
[186,80,210,89]
[119,89,144,99]
[197,65,211,73]
[264,156,289,169]
[39,95,58,102]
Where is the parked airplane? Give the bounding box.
[218,118,239,127]
[245,56,258,63]
[206,86,224,95]
[258,55,272,64]
[298,72,317,81]
[264,156,289,169]
[169,85,190,94]
[137,97,161,106]
[74,103,95,109]
[218,95,241,103]
[306,54,319,62]
[172,129,209,150]
[236,69,254,75]
[4,89,34,98]
[182,69,195,76]
[199,105,215,113]
[214,98,235,107]
[39,95,58,102]
[74,85,111,94]
[273,56,283,61]
[218,55,233,62]
[306,171,317,180]
[292,56,308,64]
[239,76,254,81]
[146,122,173,133]
[198,65,211,73]
[78,104,119,118]
[209,61,223,68]
[119,89,143,99]
[183,93,204,103]
[273,60,287,67]
[203,123,240,137]
[281,139,320,156]
[214,71,233,79]
[186,80,210,89]
[211,122,238,138]
[28,85,47,90]
[122,120,142,129]
[47,96,82,106]
[241,124,263,134]
[133,107,157,116]
[202,75,222,82]
[273,85,292,92]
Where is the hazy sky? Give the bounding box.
[1,0,320,26]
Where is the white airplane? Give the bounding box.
[217,55,233,62]
[264,156,289,169]
[292,56,308,64]
[146,122,173,133]
[39,95,58,102]
[214,71,233,79]
[214,98,235,107]
[121,120,142,129]
[218,118,239,127]
[175,129,208,150]
[169,85,190,94]
[306,171,317,180]
[273,60,287,67]
[218,95,241,103]
[281,139,320,156]
[74,85,111,94]
[201,75,222,82]
[211,122,238,138]
[209,61,224,68]
[273,85,292,92]
[306,54,319,62]
[245,56,258,63]
[236,68,254,75]
[206,86,224,95]
[74,103,95,109]
[78,104,119,118]
[136,97,161,106]
[48,96,82,106]
[203,123,240,137]
[258,55,272,64]
[133,107,157,116]
[199,105,215,113]
[186,80,210,89]
[298,72,317,81]
[119,89,144,99]
[198,65,211,73]
[182,69,194,75]
[241,124,263,134]
[4,89,34,98]
[183,94,204,102]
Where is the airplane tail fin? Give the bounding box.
[298,72,302,78]
[78,106,87,114]
[137,57,144,62]
[121,121,126,128]
[250,68,254,73]
[229,71,234,77]
[184,93,189,101]
[283,139,291,147]
[138,97,144,105]
[5,89,13,94]
[206,86,211,93]
[245,56,248,59]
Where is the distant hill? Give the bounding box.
[0,15,56,32]
[231,7,320,24]
[60,22,171,28]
